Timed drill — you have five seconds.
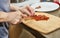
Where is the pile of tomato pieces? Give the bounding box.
[31,15,49,21]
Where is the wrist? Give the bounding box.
[6,13,11,22]
[0,12,8,22]
[6,12,16,22]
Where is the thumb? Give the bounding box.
[11,19,20,24]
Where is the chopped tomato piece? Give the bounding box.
[31,15,49,21]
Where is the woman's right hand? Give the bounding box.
[7,11,22,24]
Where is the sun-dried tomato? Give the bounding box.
[35,6,41,9]
[31,15,49,21]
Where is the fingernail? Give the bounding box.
[13,22,17,24]
[14,20,19,24]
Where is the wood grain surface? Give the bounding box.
[22,12,60,34]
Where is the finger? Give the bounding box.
[26,5,35,15]
[20,8,31,16]
[10,19,20,24]
[11,16,22,24]
[14,16,22,24]
[21,13,27,18]
[16,10,22,16]
[13,19,20,24]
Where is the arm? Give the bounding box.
[0,11,17,22]
[0,11,8,22]
[0,11,22,24]
[0,4,19,22]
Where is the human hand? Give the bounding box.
[7,5,35,24]
[7,11,22,24]
[19,5,35,17]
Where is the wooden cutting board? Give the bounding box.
[22,12,60,34]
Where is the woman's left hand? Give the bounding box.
[19,5,35,17]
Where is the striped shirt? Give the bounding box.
[0,0,10,38]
